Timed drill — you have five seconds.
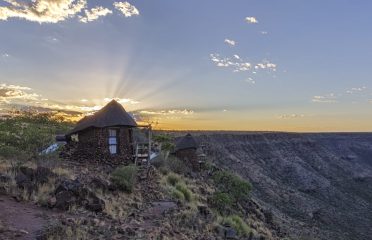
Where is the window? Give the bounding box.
[108,129,118,154]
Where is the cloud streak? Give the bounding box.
[312,93,338,103]
[210,54,277,73]
[79,6,112,23]
[0,0,86,23]
[113,1,139,17]
[277,114,305,119]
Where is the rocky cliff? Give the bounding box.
[196,132,372,240]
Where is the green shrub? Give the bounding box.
[158,166,169,175]
[171,188,185,201]
[222,215,251,236]
[210,192,233,214]
[212,170,252,203]
[166,173,180,186]
[0,111,72,159]
[175,183,193,202]
[153,134,174,152]
[111,165,138,193]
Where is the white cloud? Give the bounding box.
[0,83,39,103]
[346,86,367,94]
[140,109,194,116]
[224,39,236,46]
[261,31,268,35]
[254,60,277,71]
[0,0,87,23]
[1,53,10,58]
[312,93,338,103]
[103,97,139,105]
[277,114,305,119]
[245,78,255,84]
[233,54,240,60]
[210,53,252,72]
[79,6,112,23]
[245,16,258,24]
[210,53,278,87]
[113,1,139,17]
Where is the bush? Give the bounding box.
[212,170,252,203]
[111,165,138,193]
[222,215,251,237]
[175,183,193,202]
[166,173,180,186]
[210,192,233,214]
[171,188,185,201]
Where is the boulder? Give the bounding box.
[89,177,109,191]
[54,178,105,212]
[55,179,82,195]
[19,167,36,181]
[224,226,238,239]
[86,196,105,212]
[197,205,210,216]
[55,190,76,211]
[15,172,33,190]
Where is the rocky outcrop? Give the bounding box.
[53,179,105,212]
[196,132,372,240]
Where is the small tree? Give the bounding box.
[212,170,252,203]
[210,192,233,214]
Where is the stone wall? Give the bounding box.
[62,127,134,166]
[175,148,199,170]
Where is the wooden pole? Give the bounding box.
[148,124,152,166]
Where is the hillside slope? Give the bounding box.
[196,133,372,240]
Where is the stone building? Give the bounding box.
[62,100,138,165]
[174,133,199,169]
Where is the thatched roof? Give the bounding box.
[68,100,137,135]
[175,133,198,152]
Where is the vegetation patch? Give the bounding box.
[222,215,251,237]
[210,192,233,214]
[0,112,72,160]
[166,173,180,186]
[175,182,193,202]
[212,170,252,203]
[163,173,193,203]
[111,165,138,193]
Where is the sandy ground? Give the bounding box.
[0,195,59,240]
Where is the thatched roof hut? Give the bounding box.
[175,133,199,152]
[62,100,138,165]
[174,133,199,170]
[68,100,137,135]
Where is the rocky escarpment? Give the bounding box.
[196,132,372,240]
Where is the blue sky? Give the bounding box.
[0,0,372,131]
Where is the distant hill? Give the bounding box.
[196,132,372,240]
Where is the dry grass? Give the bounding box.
[52,167,75,179]
[101,191,142,219]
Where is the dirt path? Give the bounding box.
[0,195,62,240]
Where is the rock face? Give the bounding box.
[54,179,105,212]
[196,132,372,240]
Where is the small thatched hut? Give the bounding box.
[62,100,137,165]
[174,133,199,169]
